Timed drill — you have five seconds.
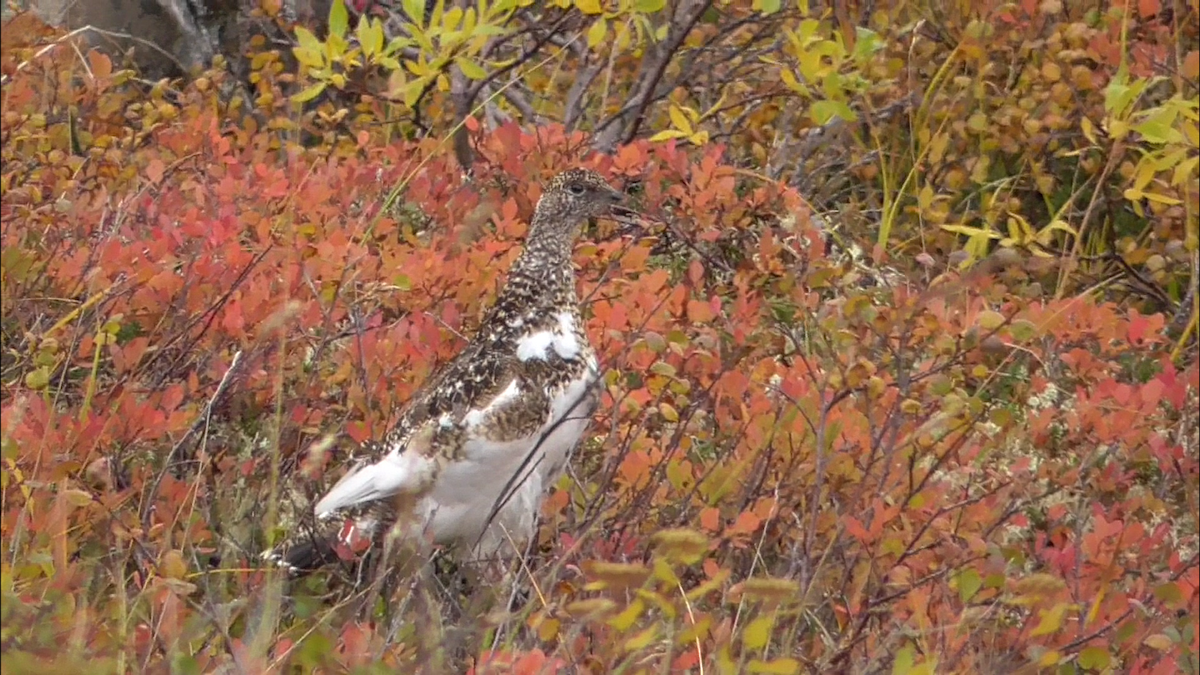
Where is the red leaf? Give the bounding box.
[346,421,370,444]
[843,515,871,543]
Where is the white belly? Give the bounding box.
[418,369,599,557]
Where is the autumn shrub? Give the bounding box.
[3,4,1199,675]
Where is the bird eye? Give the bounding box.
[567,184,587,196]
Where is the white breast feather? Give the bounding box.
[516,311,580,362]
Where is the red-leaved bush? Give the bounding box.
[2,20,1196,675]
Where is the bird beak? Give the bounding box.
[604,188,655,239]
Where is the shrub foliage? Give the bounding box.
[2,0,1197,673]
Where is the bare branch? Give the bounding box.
[591,0,714,153]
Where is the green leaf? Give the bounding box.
[1078,646,1111,670]
[295,26,323,55]
[1153,582,1184,604]
[892,645,915,675]
[385,36,413,55]
[852,27,883,62]
[403,0,426,25]
[355,16,369,56]
[809,99,857,125]
[455,57,487,80]
[402,78,426,107]
[632,0,666,11]
[328,0,349,40]
[1133,107,1180,144]
[293,27,326,68]
[291,81,327,103]
[757,0,782,14]
[369,19,386,59]
[955,568,982,603]
[1009,320,1037,342]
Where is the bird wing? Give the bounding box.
[311,352,523,520]
[312,420,441,518]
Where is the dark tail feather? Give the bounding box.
[262,532,340,576]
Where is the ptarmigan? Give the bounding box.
[265,168,637,575]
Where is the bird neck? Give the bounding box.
[499,217,580,309]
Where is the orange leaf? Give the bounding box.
[687,299,715,323]
[726,511,761,536]
[86,49,113,79]
[1184,51,1199,80]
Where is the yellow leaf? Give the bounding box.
[159,549,188,580]
[1143,634,1174,651]
[976,310,1006,331]
[741,615,774,650]
[564,597,617,617]
[779,68,807,94]
[586,18,607,48]
[607,598,645,631]
[747,658,800,674]
[649,129,689,142]
[576,0,603,14]
[1030,602,1068,636]
[685,568,730,602]
[941,224,1001,239]
[292,82,327,103]
[742,577,800,602]
[1038,650,1061,666]
[537,617,560,642]
[652,528,708,564]
[623,624,659,651]
[585,561,651,590]
[1143,192,1182,205]
[668,105,693,135]
[62,488,93,508]
[1080,116,1097,144]
[659,402,679,422]
[1085,587,1104,627]
[689,130,709,145]
[918,184,934,212]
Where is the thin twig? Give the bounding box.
[139,350,245,529]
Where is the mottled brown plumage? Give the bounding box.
[265,169,632,575]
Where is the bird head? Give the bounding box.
[531,168,641,233]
